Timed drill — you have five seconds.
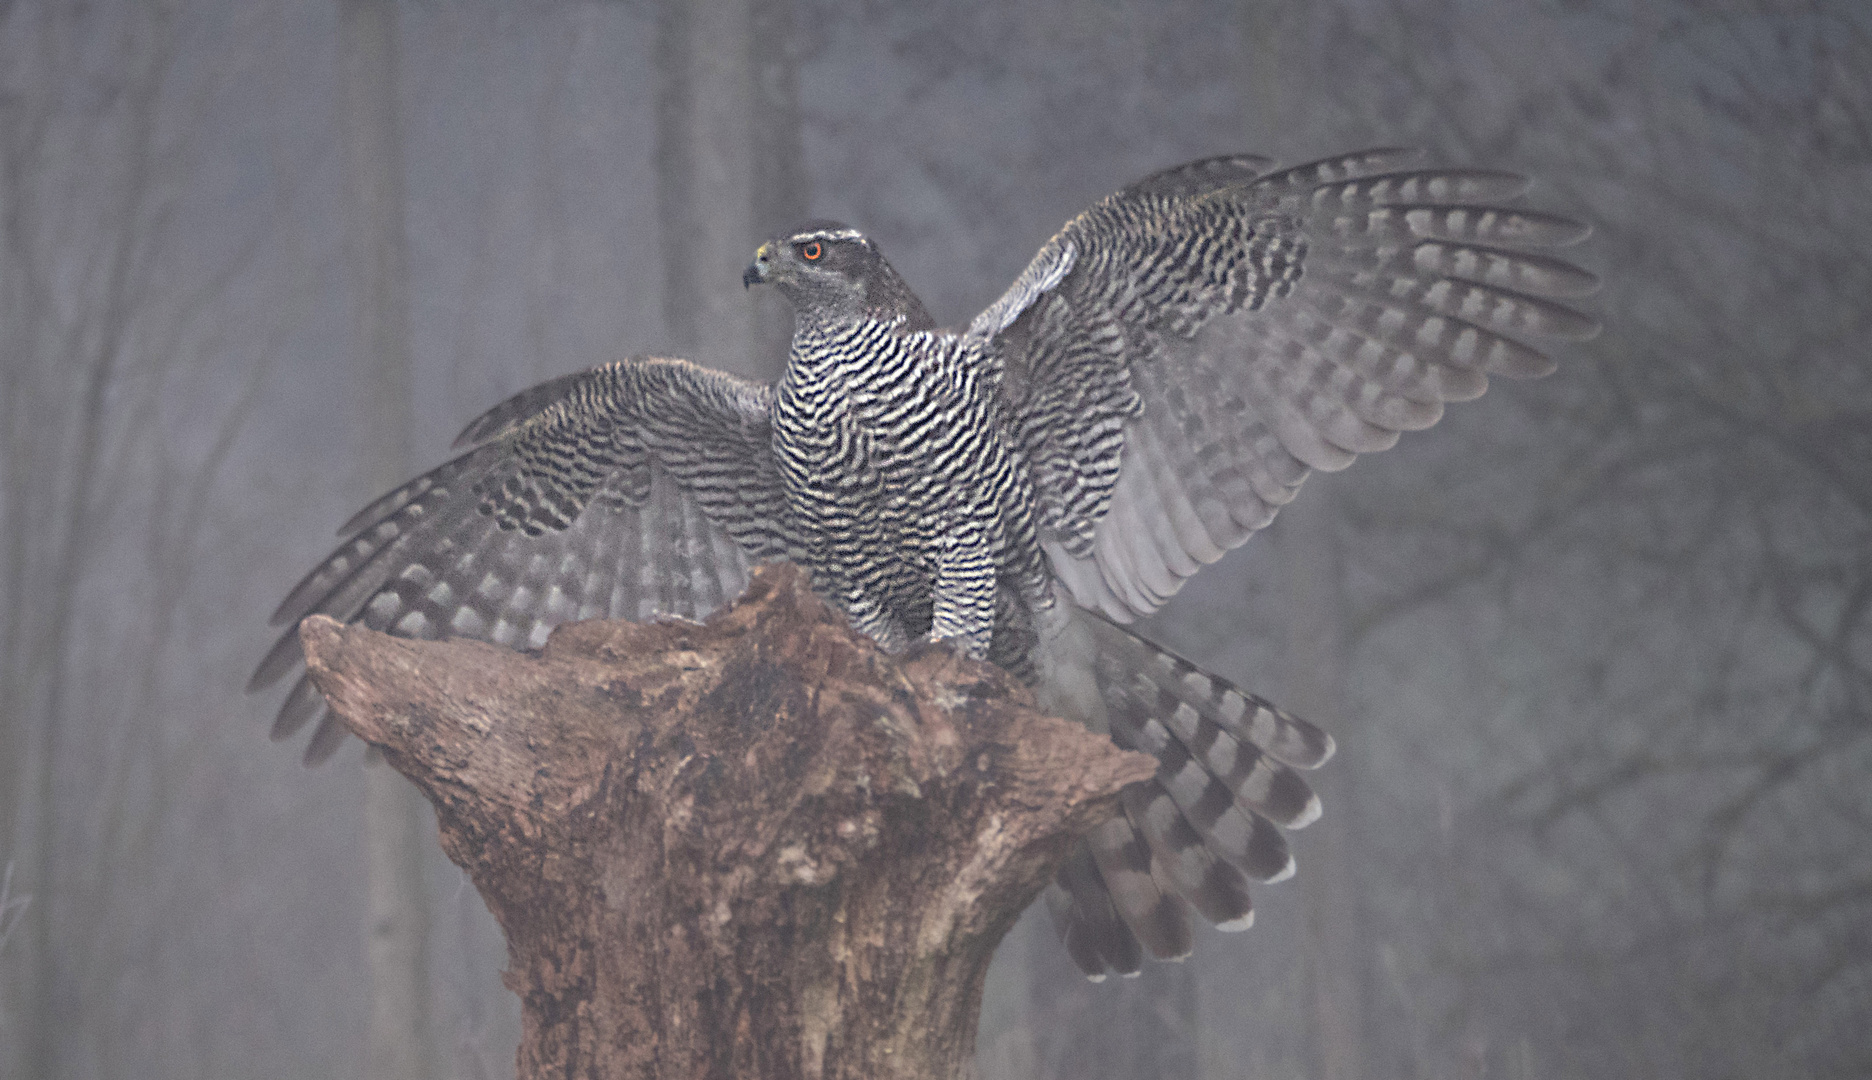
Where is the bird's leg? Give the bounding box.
[828,578,909,654]
[928,537,997,661]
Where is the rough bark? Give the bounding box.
[297,564,1154,1080]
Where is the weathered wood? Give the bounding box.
[298,564,1153,1080]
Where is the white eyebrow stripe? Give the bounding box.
[789,227,864,243]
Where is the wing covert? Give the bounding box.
[979,150,1600,621]
[251,356,791,764]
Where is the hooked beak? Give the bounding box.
[743,243,769,289]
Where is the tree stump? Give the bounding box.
[297,563,1155,1080]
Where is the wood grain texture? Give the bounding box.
[298,563,1153,1080]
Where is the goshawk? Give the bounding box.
[253,149,1599,978]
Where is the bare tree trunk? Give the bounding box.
[655,0,803,383]
[0,51,43,1079]
[1281,490,1368,1080]
[746,0,807,354]
[337,2,436,1077]
[297,565,1153,1080]
[0,10,175,1075]
[339,0,413,477]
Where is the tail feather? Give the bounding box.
[1120,673,1321,828]
[1085,812,1193,962]
[1082,614,1334,768]
[1038,607,1331,978]
[1122,784,1254,930]
[1112,688,1295,882]
[1046,843,1143,979]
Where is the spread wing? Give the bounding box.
[249,356,791,764]
[972,149,1601,620]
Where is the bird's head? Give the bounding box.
[743,221,933,330]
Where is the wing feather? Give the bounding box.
[981,150,1599,618]
[252,356,789,763]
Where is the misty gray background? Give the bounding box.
[1,1,1867,1078]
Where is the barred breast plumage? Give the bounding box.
[256,151,1599,978]
[766,229,1052,665]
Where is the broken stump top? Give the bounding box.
[300,563,1152,1080]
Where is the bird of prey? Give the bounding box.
[252,149,1598,979]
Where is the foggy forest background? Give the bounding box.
[0,0,1867,1078]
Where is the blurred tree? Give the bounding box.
[1,1,1865,1076]
[1280,491,1369,1080]
[0,2,292,1075]
[0,7,193,1076]
[335,0,440,1077]
[655,0,806,381]
[1312,2,1872,1074]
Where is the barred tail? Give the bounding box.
[1036,608,1334,979]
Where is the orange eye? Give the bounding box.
[800,241,822,261]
